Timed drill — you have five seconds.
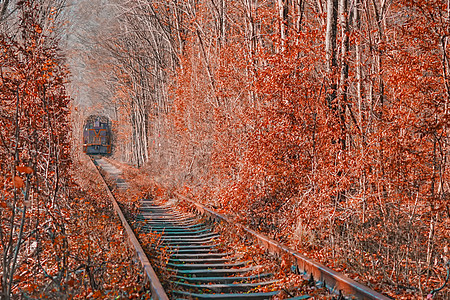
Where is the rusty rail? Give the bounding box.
[174,192,391,300]
[90,158,169,300]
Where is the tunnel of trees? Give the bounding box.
[0,0,449,298]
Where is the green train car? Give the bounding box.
[83,115,112,155]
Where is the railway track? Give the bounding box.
[137,200,285,299]
[92,157,390,300]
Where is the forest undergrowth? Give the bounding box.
[66,154,148,298]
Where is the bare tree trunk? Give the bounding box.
[339,0,349,102]
[221,0,226,44]
[294,0,305,33]
[0,0,10,21]
[426,213,437,278]
[244,0,259,104]
[277,0,289,51]
[325,0,338,107]
[353,0,363,126]
[371,0,386,117]
[337,0,349,150]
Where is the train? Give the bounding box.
[83,115,112,155]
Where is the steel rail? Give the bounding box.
[174,192,391,300]
[90,158,169,300]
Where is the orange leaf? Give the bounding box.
[92,290,103,298]
[16,166,33,174]
[13,176,24,188]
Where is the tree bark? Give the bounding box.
[277,0,289,51]
[325,0,338,108]
[0,0,10,21]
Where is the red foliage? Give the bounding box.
[12,176,24,188]
[99,0,449,298]
[162,1,450,298]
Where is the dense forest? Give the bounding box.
[75,0,449,298]
[0,0,449,298]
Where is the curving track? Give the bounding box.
[92,157,390,300]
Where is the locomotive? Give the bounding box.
[82,115,112,155]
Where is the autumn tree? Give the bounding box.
[0,0,73,297]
